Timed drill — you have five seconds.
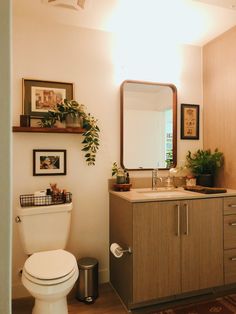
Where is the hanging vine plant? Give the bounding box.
[39,100,100,165]
[81,113,100,165]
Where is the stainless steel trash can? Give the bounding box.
[76,257,99,304]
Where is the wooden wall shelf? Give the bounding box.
[12,126,85,134]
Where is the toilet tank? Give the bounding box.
[16,203,72,255]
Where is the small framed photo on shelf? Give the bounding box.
[33,149,67,176]
[181,103,199,140]
[22,78,74,118]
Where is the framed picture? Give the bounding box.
[181,104,199,140]
[33,149,67,176]
[23,79,74,118]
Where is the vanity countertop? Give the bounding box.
[109,187,236,203]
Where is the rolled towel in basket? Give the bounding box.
[34,190,49,206]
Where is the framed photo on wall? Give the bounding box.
[23,79,74,118]
[33,149,67,176]
[181,103,199,140]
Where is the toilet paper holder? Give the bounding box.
[117,246,132,254]
[110,243,132,258]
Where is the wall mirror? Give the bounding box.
[120,80,177,170]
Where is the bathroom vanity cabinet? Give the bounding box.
[224,197,236,284]
[109,190,236,309]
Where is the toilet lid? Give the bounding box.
[24,249,76,280]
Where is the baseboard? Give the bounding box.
[12,283,30,299]
[99,268,109,283]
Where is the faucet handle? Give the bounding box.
[165,176,173,188]
[152,168,158,176]
[152,168,162,190]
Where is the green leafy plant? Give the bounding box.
[165,151,173,168]
[112,162,127,184]
[81,114,100,166]
[112,162,121,177]
[39,99,100,166]
[185,149,223,176]
[39,100,85,125]
[55,99,86,122]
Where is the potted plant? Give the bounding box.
[55,99,84,127]
[185,148,223,187]
[39,100,100,166]
[112,162,126,184]
[165,151,173,168]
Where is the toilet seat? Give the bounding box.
[23,249,78,286]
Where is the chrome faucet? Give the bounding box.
[152,168,162,190]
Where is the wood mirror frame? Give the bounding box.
[120,80,177,170]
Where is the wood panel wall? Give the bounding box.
[203,26,236,188]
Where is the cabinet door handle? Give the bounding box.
[183,203,189,235]
[230,257,236,261]
[175,204,180,236]
[229,204,236,208]
[229,222,236,226]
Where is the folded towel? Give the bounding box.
[184,185,227,194]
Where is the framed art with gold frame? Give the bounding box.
[181,103,199,140]
[22,78,74,118]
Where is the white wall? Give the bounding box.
[0,0,12,312]
[12,13,203,298]
[177,45,203,164]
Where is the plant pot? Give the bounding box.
[116,175,126,184]
[55,120,66,128]
[196,174,214,187]
[65,115,83,128]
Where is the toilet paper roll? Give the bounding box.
[34,190,47,205]
[34,190,46,197]
[110,243,123,258]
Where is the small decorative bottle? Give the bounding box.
[126,172,130,184]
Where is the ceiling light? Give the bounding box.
[42,0,86,10]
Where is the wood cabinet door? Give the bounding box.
[109,195,133,307]
[224,214,236,249]
[133,201,181,303]
[181,198,223,293]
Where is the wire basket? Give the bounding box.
[20,192,72,207]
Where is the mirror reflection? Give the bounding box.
[121,80,177,170]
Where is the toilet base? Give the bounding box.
[22,267,79,314]
[21,253,79,314]
[32,297,68,314]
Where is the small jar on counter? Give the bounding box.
[116,169,126,184]
[186,176,197,187]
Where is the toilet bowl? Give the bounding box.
[22,249,79,314]
[15,202,79,314]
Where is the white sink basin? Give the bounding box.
[137,189,188,198]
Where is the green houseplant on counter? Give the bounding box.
[111,162,131,191]
[112,162,126,184]
[185,148,223,187]
[39,100,100,166]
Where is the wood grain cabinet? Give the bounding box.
[109,195,224,309]
[224,197,236,284]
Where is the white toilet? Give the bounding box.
[16,202,78,314]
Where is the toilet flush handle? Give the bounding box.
[15,216,21,223]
